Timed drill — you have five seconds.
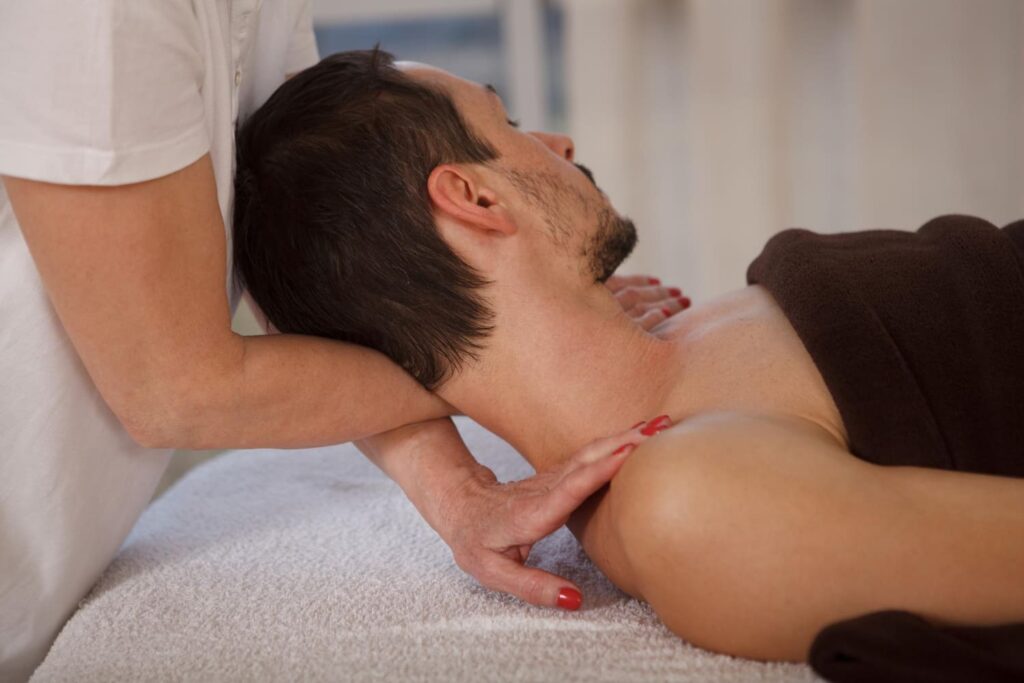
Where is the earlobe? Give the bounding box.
[427,164,516,236]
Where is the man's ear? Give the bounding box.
[427,164,516,236]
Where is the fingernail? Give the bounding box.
[677,296,691,308]
[661,307,672,317]
[557,587,582,611]
[630,420,646,429]
[648,277,661,285]
[668,287,682,297]
[611,443,635,457]
[641,415,672,436]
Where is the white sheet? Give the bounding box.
[32,418,821,682]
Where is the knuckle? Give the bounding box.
[519,574,547,605]
[469,562,508,593]
[508,502,539,537]
[637,287,658,301]
[452,549,480,575]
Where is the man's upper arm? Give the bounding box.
[3,154,240,440]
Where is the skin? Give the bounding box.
[0,82,685,613]
[396,62,1024,661]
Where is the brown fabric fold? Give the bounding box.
[809,611,1024,683]
[746,215,1024,682]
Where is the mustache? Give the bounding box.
[574,162,598,188]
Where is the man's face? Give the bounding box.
[399,63,637,283]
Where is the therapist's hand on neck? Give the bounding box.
[606,273,691,330]
[356,274,680,611]
[358,416,672,610]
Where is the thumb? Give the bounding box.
[483,556,584,611]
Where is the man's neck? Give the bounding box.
[438,279,685,472]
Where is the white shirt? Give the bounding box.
[0,2,318,679]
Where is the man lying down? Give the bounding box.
[233,50,1024,681]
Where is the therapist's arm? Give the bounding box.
[4,154,448,449]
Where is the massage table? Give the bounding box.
[32,418,822,681]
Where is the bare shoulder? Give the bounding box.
[591,411,1024,660]
[600,411,871,597]
[622,409,856,479]
[606,411,872,528]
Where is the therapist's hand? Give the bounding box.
[435,421,663,611]
[357,418,667,610]
[607,273,691,330]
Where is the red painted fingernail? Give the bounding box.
[668,287,682,297]
[677,296,691,308]
[630,420,646,429]
[611,443,635,457]
[648,277,661,285]
[641,415,672,436]
[661,307,672,317]
[557,587,582,611]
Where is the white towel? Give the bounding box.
[32,418,821,682]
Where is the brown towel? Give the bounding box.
[747,214,1024,476]
[746,215,1024,682]
[809,611,1024,683]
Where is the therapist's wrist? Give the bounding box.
[403,420,488,530]
[357,418,484,526]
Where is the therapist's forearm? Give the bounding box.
[5,158,450,452]
[139,332,450,450]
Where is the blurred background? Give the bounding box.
[161,0,1024,495]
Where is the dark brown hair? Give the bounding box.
[233,49,498,388]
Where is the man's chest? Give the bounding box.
[659,285,850,449]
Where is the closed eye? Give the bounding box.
[507,118,520,128]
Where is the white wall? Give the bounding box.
[564,0,1024,300]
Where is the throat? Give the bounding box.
[438,305,683,472]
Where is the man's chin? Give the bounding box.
[591,213,638,283]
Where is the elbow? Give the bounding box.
[111,380,218,450]
[101,336,246,450]
[115,394,201,450]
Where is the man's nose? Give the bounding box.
[530,131,575,161]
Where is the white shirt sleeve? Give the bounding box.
[285,0,320,76]
[237,0,319,122]
[0,0,209,186]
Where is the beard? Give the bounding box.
[586,208,637,283]
[505,164,638,282]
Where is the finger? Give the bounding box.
[606,274,660,293]
[506,417,674,542]
[615,285,676,311]
[666,293,692,309]
[567,421,656,466]
[534,444,637,522]
[512,416,673,537]
[476,555,584,610]
[628,295,691,318]
[635,307,671,330]
[571,414,672,464]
